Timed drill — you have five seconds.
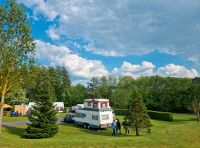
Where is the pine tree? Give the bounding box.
[24,67,58,139]
[126,91,151,136]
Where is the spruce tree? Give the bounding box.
[24,67,58,139]
[126,91,151,136]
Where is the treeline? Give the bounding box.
[5,65,200,113]
[87,76,200,113]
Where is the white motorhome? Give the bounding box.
[74,99,114,129]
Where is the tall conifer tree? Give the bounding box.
[24,67,58,139]
[126,91,151,136]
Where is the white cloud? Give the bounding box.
[46,26,60,40]
[35,40,108,79]
[112,61,198,78]
[157,64,198,78]
[22,0,200,65]
[35,40,198,81]
[112,61,155,78]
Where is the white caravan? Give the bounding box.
[53,102,64,112]
[74,99,114,129]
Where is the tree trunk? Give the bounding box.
[135,127,139,136]
[198,102,200,123]
[0,95,5,137]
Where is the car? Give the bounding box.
[64,113,75,123]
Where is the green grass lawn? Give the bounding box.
[1,113,200,148]
[56,112,67,118]
[3,112,66,122]
[2,116,28,122]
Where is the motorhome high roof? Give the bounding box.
[84,99,109,102]
[84,99,110,109]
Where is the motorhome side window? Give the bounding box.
[76,113,86,118]
[92,115,98,120]
[102,115,109,120]
[101,103,107,108]
[93,103,98,108]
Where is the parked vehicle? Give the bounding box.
[71,104,84,112]
[74,99,114,129]
[64,113,75,123]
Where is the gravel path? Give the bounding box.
[2,117,64,127]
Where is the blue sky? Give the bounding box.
[1,0,200,84]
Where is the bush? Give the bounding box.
[113,109,128,116]
[147,110,173,121]
[113,109,173,121]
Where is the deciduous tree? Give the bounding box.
[0,0,35,135]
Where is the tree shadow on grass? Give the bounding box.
[173,118,197,123]
[60,122,134,137]
[3,125,25,138]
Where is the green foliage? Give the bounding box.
[25,66,71,106]
[6,87,28,105]
[114,109,173,121]
[86,76,117,100]
[126,91,151,136]
[113,109,128,116]
[70,84,87,105]
[110,76,133,107]
[0,0,35,135]
[0,0,35,95]
[147,110,173,121]
[24,69,58,139]
[108,76,200,113]
[48,66,71,105]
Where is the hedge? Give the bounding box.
[113,109,173,121]
[113,109,128,116]
[147,110,173,121]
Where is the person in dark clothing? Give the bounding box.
[116,119,121,134]
[122,119,130,135]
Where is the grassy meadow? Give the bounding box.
[1,113,200,148]
[2,116,28,122]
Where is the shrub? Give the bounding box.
[113,109,128,116]
[113,109,173,121]
[147,110,173,121]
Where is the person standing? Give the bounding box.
[122,119,130,135]
[111,120,117,137]
[116,119,121,134]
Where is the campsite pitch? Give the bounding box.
[0,114,200,148]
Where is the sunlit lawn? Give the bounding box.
[3,112,66,122]
[1,113,200,148]
[2,116,28,122]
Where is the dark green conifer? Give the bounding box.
[126,91,151,136]
[24,68,58,138]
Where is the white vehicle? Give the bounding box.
[28,102,64,112]
[71,104,84,112]
[53,102,64,112]
[74,99,114,129]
